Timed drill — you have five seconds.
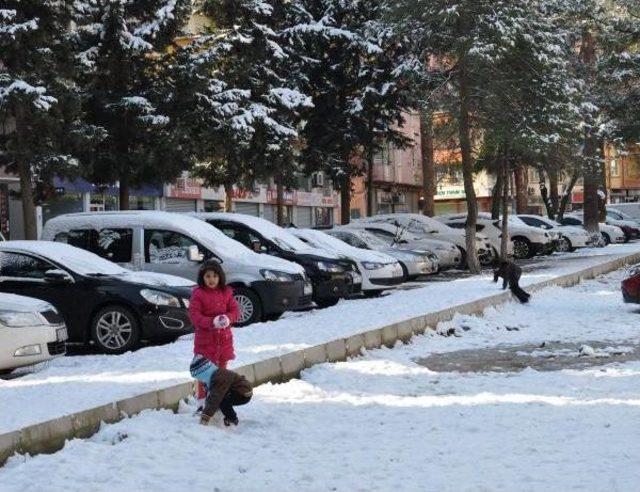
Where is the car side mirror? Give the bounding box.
[187,245,204,263]
[44,269,73,284]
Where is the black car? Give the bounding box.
[193,213,362,307]
[0,241,194,354]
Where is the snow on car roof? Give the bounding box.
[42,211,303,274]
[0,240,128,275]
[190,212,341,259]
[0,293,54,313]
[290,229,395,263]
[368,213,454,233]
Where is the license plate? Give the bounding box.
[304,283,313,295]
[56,327,68,342]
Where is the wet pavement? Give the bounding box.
[414,340,640,373]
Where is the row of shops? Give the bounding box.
[0,175,340,240]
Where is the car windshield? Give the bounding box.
[356,230,391,248]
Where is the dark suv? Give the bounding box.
[191,213,362,307]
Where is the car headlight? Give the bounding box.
[362,261,385,270]
[260,269,294,282]
[0,311,45,328]
[140,289,181,307]
[316,261,343,273]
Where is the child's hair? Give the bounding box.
[197,260,226,288]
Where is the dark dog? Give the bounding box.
[493,260,530,303]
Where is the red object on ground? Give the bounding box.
[622,270,640,303]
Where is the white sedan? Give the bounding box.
[517,214,591,252]
[0,293,68,374]
[289,228,405,295]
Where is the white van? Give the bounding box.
[41,211,312,326]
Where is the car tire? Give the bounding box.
[398,262,409,282]
[316,297,340,308]
[262,312,283,322]
[0,368,13,376]
[233,287,263,327]
[91,305,140,355]
[512,237,533,259]
[601,232,611,245]
[457,246,469,268]
[557,237,572,253]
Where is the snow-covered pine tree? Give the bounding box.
[74,0,192,209]
[0,1,95,238]
[186,0,311,218]
[286,0,414,224]
[390,0,586,272]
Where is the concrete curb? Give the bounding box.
[2,251,639,465]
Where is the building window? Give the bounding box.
[350,208,362,220]
[610,159,620,177]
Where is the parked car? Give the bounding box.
[437,213,550,259]
[0,241,194,354]
[289,228,404,295]
[357,213,496,266]
[0,293,68,374]
[560,214,626,245]
[343,221,461,269]
[622,264,640,303]
[190,213,362,308]
[43,211,312,326]
[602,215,640,241]
[606,207,640,227]
[517,214,591,252]
[327,227,439,280]
[607,203,640,221]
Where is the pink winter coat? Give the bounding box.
[189,285,239,365]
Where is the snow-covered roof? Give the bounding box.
[290,229,396,264]
[0,293,54,313]
[368,213,454,233]
[42,211,303,273]
[190,212,341,259]
[0,241,128,275]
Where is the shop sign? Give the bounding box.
[168,178,201,199]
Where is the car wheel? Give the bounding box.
[398,262,409,282]
[262,312,282,322]
[316,297,340,308]
[233,287,262,327]
[457,246,468,268]
[91,305,140,355]
[557,236,571,253]
[601,232,611,245]
[0,368,13,376]
[512,237,533,259]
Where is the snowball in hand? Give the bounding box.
[213,315,230,329]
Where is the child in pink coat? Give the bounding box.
[189,261,239,399]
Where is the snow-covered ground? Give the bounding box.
[1,244,639,435]
[2,257,640,490]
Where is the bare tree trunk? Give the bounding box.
[14,105,38,239]
[420,109,436,217]
[549,167,559,217]
[597,139,607,222]
[538,167,554,219]
[458,60,480,273]
[119,176,130,210]
[17,159,38,240]
[491,171,503,220]
[514,165,527,214]
[581,29,600,234]
[366,146,375,217]
[558,172,579,221]
[340,175,351,225]
[276,174,285,226]
[224,182,233,212]
[500,147,510,261]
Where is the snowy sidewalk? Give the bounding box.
[1,244,640,434]
[2,268,639,491]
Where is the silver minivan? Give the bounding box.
[41,211,313,325]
